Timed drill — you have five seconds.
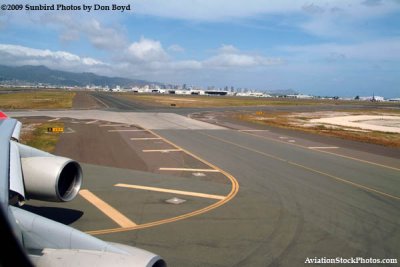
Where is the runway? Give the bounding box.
[89,91,385,115]
[8,93,400,266]
[151,130,399,266]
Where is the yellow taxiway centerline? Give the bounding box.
[86,128,239,236]
[115,183,225,200]
[79,189,137,228]
[159,168,220,172]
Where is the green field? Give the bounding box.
[0,90,75,109]
[20,122,64,152]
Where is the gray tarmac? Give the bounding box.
[10,93,400,266]
[149,129,400,266]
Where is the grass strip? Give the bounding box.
[0,90,75,109]
[20,122,64,152]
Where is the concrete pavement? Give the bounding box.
[12,109,400,266]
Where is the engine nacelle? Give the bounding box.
[12,207,166,267]
[16,143,82,202]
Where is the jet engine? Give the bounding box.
[2,114,166,266]
[15,142,82,202]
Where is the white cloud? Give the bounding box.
[298,0,400,38]
[133,0,400,21]
[301,3,325,15]
[205,45,283,68]
[127,37,169,62]
[218,44,240,54]
[83,19,127,50]
[123,42,282,70]
[167,60,202,70]
[168,44,185,53]
[132,0,400,42]
[39,15,127,50]
[0,44,108,72]
[282,38,400,61]
[0,41,284,80]
[134,0,301,21]
[206,54,257,67]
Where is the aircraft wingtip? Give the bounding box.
[0,111,8,119]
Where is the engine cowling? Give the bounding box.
[21,156,82,202]
[17,143,82,202]
[12,207,166,267]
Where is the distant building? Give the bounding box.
[110,86,121,92]
[360,96,385,102]
[236,92,272,97]
[204,90,228,96]
[175,90,192,95]
[286,94,314,99]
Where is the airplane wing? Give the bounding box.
[0,111,166,267]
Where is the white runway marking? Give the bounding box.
[115,184,225,200]
[48,118,60,122]
[108,129,147,132]
[99,124,130,127]
[239,129,269,132]
[131,137,162,140]
[63,127,76,134]
[159,168,220,172]
[308,146,339,149]
[142,149,182,153]
[86,120,98,124]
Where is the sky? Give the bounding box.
[0,0,399,97]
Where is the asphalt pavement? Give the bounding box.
[9,92,400,266]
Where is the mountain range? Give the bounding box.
[0,65,152,87]
[0,65,298,95]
